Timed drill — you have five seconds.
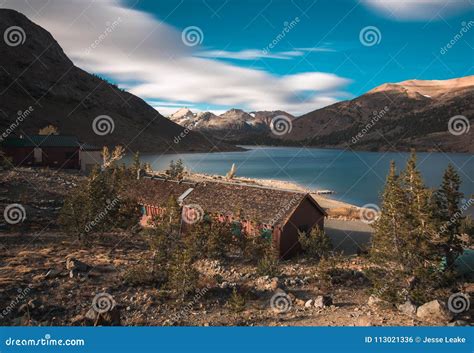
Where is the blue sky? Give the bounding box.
[3,0,473,115]
[134,0,474,94]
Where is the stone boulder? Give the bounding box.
[83,306,121,326]
[314,295,333,308]
[398,300,417,315]
[416,300,453,322]
[367,295,389,307]
[66,257,91,277]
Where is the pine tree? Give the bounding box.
[131,151,141,177]
[400,152,439,273]
[434,164,464,269]
[168,249,199,299]
[165,159,184,179]
[370,157,441,304]
[227,287,246,313]
[371,161,408,269]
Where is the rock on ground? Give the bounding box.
[416,300,453,322]
[398,300,417,316]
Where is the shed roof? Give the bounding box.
[133,177,326,226]
[1,135,100,150]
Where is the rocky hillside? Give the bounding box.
[0,9,229,153]
[170,108,294,141]
[286,76,474,153]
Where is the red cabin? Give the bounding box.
[134,177,327,259]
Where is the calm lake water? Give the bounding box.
[129,146,474,207]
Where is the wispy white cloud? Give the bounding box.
[196,47,335,61]
[294,47,336,53]
[195,49,303,60]
[362,0,473,21]
[1,0,350,115]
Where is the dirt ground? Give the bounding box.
[1,232,471,326]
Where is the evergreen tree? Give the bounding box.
[165,159,184,179]
[131,151,141,178]
[400,152,439,273]
[370,157,441,304]
[168,249,199,299]
[370,161,410,302]
[434,164,464,269]
[371,161,408,269]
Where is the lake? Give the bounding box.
[129,146,474,208]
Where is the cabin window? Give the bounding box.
[231,221,242,237]
[260,228,272,240]
[65,151,75,159]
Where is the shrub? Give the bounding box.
[59,155,140,240]
[298,226,333,259]
[123,263,156,286]
[227,288,246,313]
[257,254,279,277]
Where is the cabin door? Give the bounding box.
[33,147,42,164]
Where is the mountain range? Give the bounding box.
[169,108,294,141]
[170,76,473,153]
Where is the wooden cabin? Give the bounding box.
[1,135,101,172]
[135,177,327,259]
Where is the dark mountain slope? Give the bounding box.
[0,9,228,153]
